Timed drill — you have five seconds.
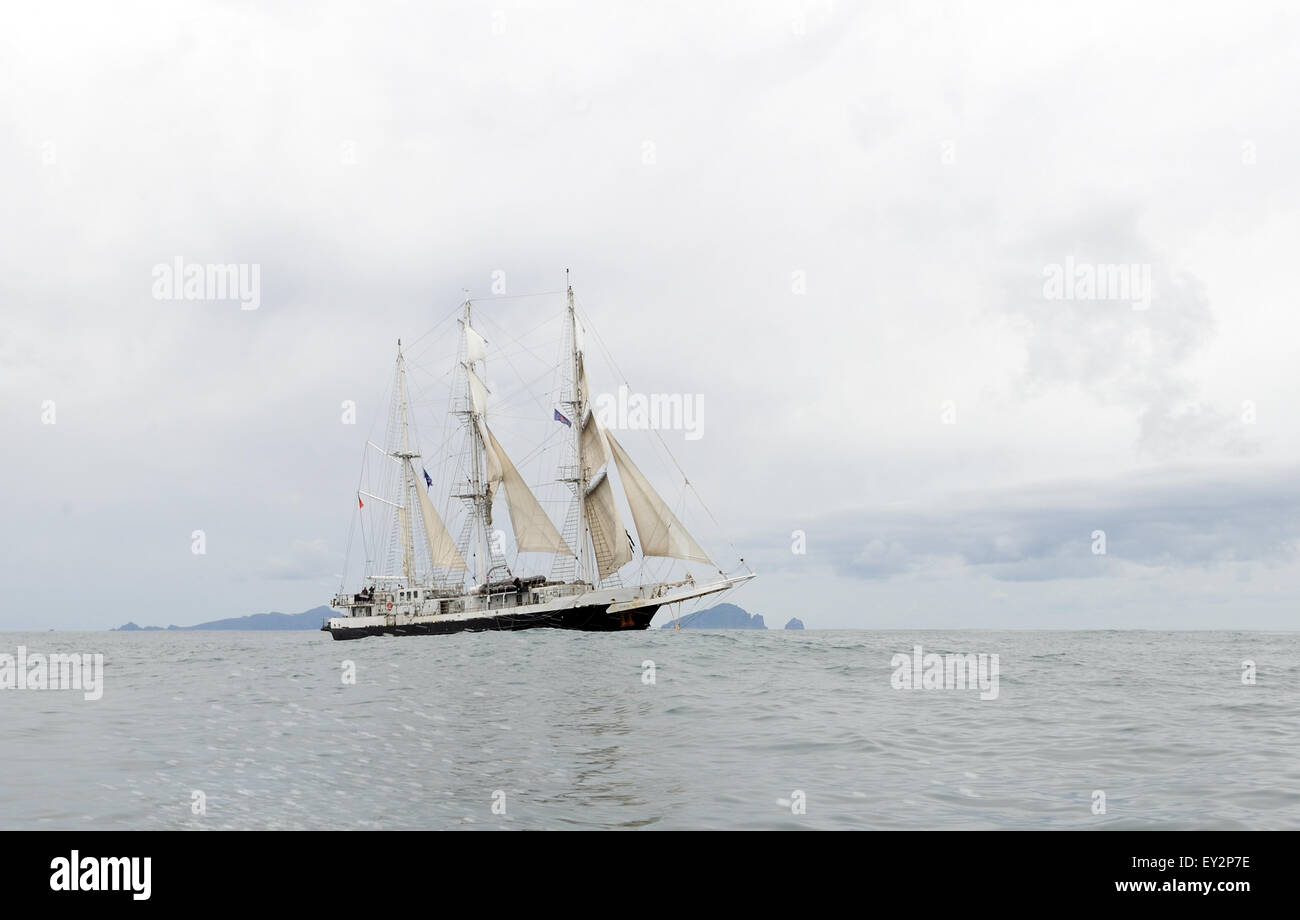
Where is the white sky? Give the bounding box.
[2,1,1298,629]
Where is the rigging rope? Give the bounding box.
[576,301,750,574]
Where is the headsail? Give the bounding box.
[605,430,712,566]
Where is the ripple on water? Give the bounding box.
[1,629,1298,828]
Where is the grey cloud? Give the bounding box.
[997,206,1261,460]
[768,465,1300,582]
[3,3,1299,629]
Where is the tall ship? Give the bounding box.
[323,275,755,639]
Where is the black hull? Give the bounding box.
[323,603,660,640]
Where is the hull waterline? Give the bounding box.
[322,603,659,640]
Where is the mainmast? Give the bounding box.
[567,271,588,584]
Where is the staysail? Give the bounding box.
[482,426,573,556]
[580,408,610,477]
[605,430,712,565]
[584,470,633,578]
[409,459,468,571]
[467,365,490,416]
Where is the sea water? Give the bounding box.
[1,629,1296,829]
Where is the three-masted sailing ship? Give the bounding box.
[323,276,754,639]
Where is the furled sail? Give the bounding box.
[584,470,633,578]
[409,460,468,570]
[605,431,712,565]
[482,426,573,556]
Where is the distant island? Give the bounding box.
[785,618,805,630]
[113,606,332,631]
[658,602,767,629]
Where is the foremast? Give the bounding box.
[392,342,418,585]
[565,272,589,584]
[361,341,467,592]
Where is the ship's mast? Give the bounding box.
[463,298,494,586]
[567,271,588,584]
[392,341,417,585]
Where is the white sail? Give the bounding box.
[482,426,573,555]
[584,471,633,578]
[580,410,610,477]
[475,417,501,512]
[465,322,487,363]
[467,366,490,416]
[578,357,593,418]
[324,282,756,641]
[605,430,712,566]
[409,461,468,570]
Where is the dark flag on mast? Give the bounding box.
[553,408,572,427]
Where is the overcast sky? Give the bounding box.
[3,1,1298,630]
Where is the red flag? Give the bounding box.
[358,495,364,509]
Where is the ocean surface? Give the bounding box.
[2,629,1297,830]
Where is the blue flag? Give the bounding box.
[553,409,572,427]
[422,467,433,488]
